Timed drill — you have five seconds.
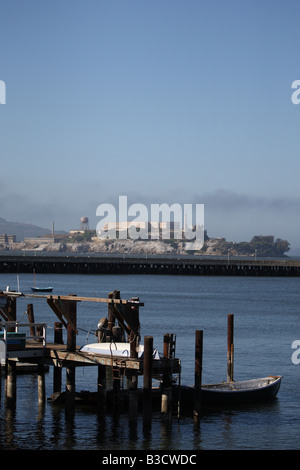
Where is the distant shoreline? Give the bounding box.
[0,233,291,259]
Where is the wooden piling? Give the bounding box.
[6,297,16,332]
[227,314,234,382]
[26,304,36,339]
[65,296,77,413]
[97,364,106,408]
[53,322,63,394]
[66,298,77,353]
[128,370,138,421]
[143,336,153,425]
[107,290,119,337]
[65,366,75,414]
[194,330,203,421]
[112,367,121,409]
[161,333,174,419]
[38,364,46,406]
[128,330,139,421]
[5,360,16,408]
[54,321,63,345]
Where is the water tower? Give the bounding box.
[80,216,89,231]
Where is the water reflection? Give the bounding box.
[0,392,289,451]
[3,407,17,449]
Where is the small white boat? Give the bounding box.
[80,342,161,360]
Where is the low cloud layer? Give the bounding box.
[0,188,299,250]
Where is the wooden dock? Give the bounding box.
[0,289,182,421]
[1,288,278,424]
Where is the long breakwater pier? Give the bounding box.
[0,254,300,276]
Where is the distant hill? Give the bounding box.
[0,217,49,241]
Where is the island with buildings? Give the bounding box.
[0,215,291,257]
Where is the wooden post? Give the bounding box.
[128,329,139,421]
[36,325,43,343]
[106,291,119,397]
[143,336,153,426]
[97,364,106,409]
[38,364,46,406]
[65,367,76,414]
[54,321,63,345]
[107,291,118,335]
[128,297,140,344]
[161,333,173,419]
[128,370,138,421]
[53,322,63,394]
[112,368,121,410]
[227,314,234,382]
[5,360,16,408]
[66,300,77,353]
[128,296,140,409]
[26,303,36,339]
[194,330,203,421]
[6,297,16,332]
[65,297,77,413]
[126,297,140,424]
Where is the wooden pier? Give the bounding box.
[1,288,280,425]
[0,254,300,276]
[0,289,184,421]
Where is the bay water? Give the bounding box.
[0,272,299,450]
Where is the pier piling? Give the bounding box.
[26,304,36,339]
[143,335,153,426]
[53,322,63,394]
[65,295,77,414]
[38,364,46,406]
[5,360,16,408]
[227,314,234,382]
[161,333,175,419]
[194,330,203,421]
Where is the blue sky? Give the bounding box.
[1,1,300,251]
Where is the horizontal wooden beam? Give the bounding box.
[15,292,144,306]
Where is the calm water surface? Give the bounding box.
[0,272,299,450]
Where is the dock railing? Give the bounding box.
[0,321,47,364]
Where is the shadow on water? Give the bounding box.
[0,373,288,451]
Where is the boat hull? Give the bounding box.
[80,342,161,359]
[31,287,53,292]
[200,376,281,405]
[178,376,281,408]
